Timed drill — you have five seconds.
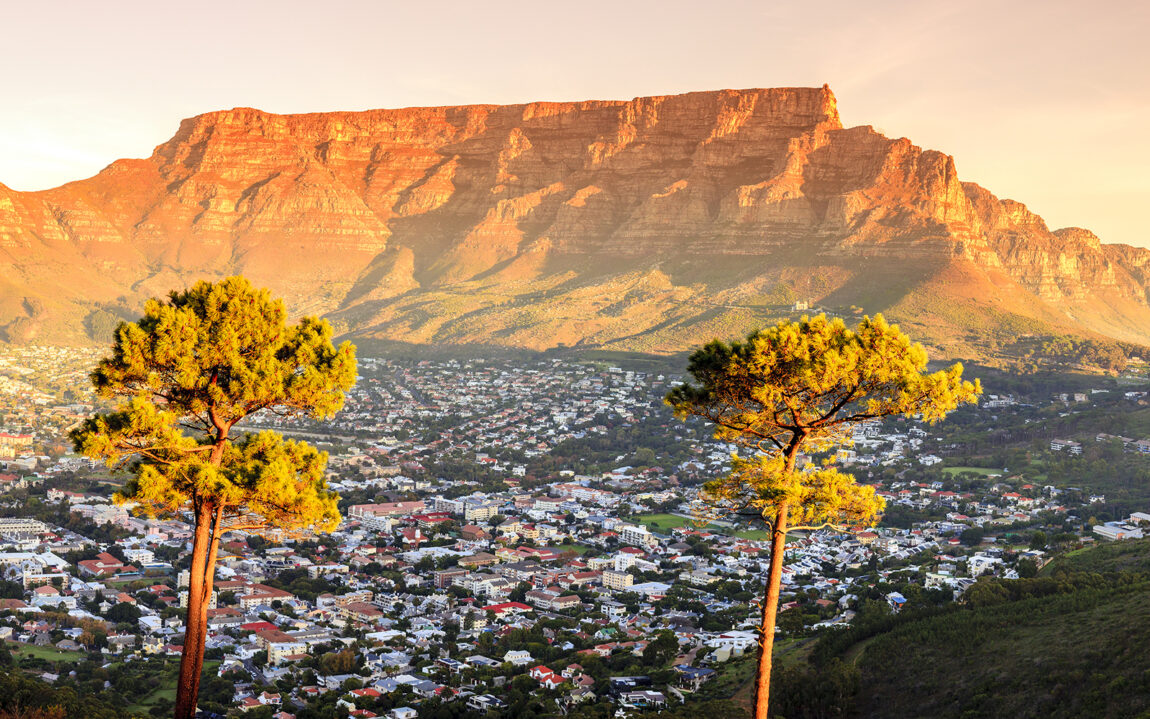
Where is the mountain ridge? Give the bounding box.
[0,86,1147,360]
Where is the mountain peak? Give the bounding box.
[0,86,1147,358]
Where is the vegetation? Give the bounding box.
[666,314,979,719]
[69,276,356,719]
[778,538,1150,718]
[0,667,130,719]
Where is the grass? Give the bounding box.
[631,512,775,541]
[715,638,813,711]
[842,636,875,666]
[123,659,218,713]
[701,652,758,708]
[632,512,698,531]
[126,686,177,713]
[942,466,1003,477]
[732,528,772,540]
[773,636,815,669]
[6,640,86,662]
[550,543,593,555]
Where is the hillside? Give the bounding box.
[783,543,1150,719]
[854,580,1150,718]
[1,86,1148,361]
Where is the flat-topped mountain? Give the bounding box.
[1,86,1146,360]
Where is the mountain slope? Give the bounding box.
[0,86,1147,357]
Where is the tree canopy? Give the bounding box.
[667,313,980,454]
[71,275,355,533]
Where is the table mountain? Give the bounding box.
[1,86,1146,360]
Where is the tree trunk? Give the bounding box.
[187,506,225,708]
[754,500,790,719]
[175,433,231,718]
[174,503,212,719]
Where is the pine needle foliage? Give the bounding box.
[69,275,356,719]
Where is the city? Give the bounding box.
[1,345,1147,717]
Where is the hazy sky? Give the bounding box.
[3,0,1146,246]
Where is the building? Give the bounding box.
[0,432,33,459]
[601,570,633,591]
[551,483,618,506]
[619,524,657,548]
[348,501,426,521]
[0,518,48,537]
[1050,439,1083,455]
[1093,523,1144,541]
[462,498,502,522]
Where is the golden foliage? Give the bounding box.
[70,276,354,533]
[701,454,884,530]
[668,313,979,528]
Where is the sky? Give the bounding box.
[2,0,1146,246]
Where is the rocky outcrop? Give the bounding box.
[0,86,1147,354]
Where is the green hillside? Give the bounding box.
[775,543,1150,719]
[1044,536,1150,575]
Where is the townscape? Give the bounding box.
[1,346,1148,718]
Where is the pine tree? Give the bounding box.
[71,276,356,719]
[666,314,979,719]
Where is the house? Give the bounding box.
[707,630,757,653]
[466,695,506,712]
[619,690,667,708]
[458,552,498,568]
[504,649,533,666]
[258,691,282,706]
[460,524,490,541]
[540,674,565,690]
[483,601,531,616]
[674,665,717,690]
[77,553,135,578]
[1049,439,1083,455]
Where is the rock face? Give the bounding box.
[0,86,1147,354]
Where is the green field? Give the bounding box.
[732,528,772,540]
[942,466,1003,477]
[631,513,773,541]
[6,640,86,663]
[550,543,593,555]
[632,512,699,531]
[126,686,177,714]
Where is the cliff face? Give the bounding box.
[1,86,1147,354]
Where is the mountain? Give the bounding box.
[1,86,1147,360]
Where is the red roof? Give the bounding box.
[481,601,532,614]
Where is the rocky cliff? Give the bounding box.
[1,86,1147,357]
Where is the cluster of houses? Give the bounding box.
[1,349,1147,715]
[3,446,1103,716]
[244,358,677,479]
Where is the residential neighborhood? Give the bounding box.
[0,346,1147,716]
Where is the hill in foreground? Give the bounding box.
[1,86,1148,364]
[780,540,1150,718]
